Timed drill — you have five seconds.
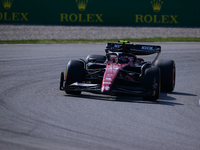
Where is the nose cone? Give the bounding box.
[101,62,124,93]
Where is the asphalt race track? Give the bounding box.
[0,43,200,150]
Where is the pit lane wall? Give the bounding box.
[0,0,200,27]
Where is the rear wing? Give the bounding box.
[106,43,161,55]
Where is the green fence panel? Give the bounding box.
[0,0,199,27]
[194,0,200,26]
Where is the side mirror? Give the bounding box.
[88,58,97,62]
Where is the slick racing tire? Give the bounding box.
[154,59,176,92]
[86,54,106,63]
[65,60,84,95]
[143,66,161,101]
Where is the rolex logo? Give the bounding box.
[76,0,88,11]
[151,0,163,12]
[2,0,13,10]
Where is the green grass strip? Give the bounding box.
[1,37,200,44]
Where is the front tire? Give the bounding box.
[142,66,161,101]
[65,60,84,95]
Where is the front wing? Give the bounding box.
[60,79,154,97]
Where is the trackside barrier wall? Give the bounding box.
[0,0,200,27]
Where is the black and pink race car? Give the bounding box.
[60,41,175,100]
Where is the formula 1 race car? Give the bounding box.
[60,40,175,100]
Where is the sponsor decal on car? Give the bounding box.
[141,46,154,50]
[114,44,122,48]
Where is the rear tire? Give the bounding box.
[142,66,161,101]
[65,60,84,95]
[154,59,175,92]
